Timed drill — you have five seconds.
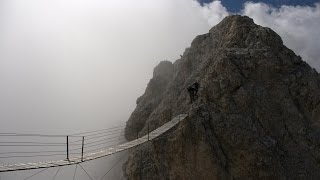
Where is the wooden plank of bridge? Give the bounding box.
[0,114,187,172]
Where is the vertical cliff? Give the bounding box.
[124,15,320,179]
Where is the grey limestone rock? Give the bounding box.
[124,15,320,179]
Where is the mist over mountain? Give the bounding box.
[124,15,320,179]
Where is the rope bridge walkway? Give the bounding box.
[0,114,187,173]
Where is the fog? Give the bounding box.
[0,0,216,179]
[0,0,319,179]
[0,0,213,134]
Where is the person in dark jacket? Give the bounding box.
[187,82,200,103]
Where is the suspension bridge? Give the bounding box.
[0,114,187,179]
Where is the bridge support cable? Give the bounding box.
[0,123,126,138]
[23,168,49,180]
[99,154,127,180]
[72,165,78,180]
[52,166,61,180]
[81,136,85,162]
[69,124,126,137]
[68,129,125,145]
[78,163,94,180]
[67,136,69,161]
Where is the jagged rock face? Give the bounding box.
[124,15,320,179]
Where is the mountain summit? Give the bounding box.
[124,15,320,179]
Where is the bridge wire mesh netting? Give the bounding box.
[0,123,126,161]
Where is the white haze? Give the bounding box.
[0,0,213,134]
[0,0,218,179]
[0,0,319,179]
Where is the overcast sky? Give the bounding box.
[0,0,319,135]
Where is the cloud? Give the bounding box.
[0,0,222,134]
[197,1,320,71]
[242,2,320,70]
[200,0,229,26]
[193,1,320,71]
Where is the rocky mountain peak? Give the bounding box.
[124,15,320,179]
[212,15,283,49]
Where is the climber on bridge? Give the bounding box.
[187,82,200,103]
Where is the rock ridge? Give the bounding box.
[124,15,320,179]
